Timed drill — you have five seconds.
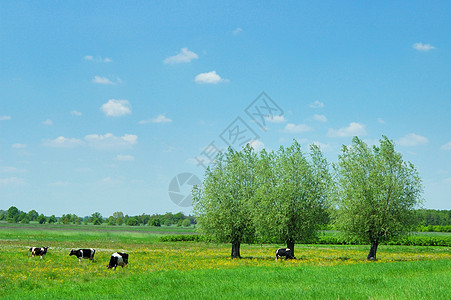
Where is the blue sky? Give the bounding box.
[1,1,450,216]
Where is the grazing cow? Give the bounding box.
[107,252,129,270]
[69,248,96,263]
[29,247,48,259]
[276,248,295,261]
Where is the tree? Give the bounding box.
[48,215,57,224]
[107,216,116,226]
[7,206,20,223]
[111,211,124,225]
[126,217,139,226]
[113,211,124,219]
[0,210,6,220]
[90,212,103,225]
[37,214,47,224]
[182,218,191,227]
[333,136,423,260]
[193,145,257,258]
[18,212,27,223]
[20,214,29,224]
[138,214,150,225]
[60,214,71,224]
[148,217,161,227]
[27,210,39,221]
[253,142,331,256]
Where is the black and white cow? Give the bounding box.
[29,247,48,259]
[69,248,96,263]
[275,248,295,261]
[107,252,129,270]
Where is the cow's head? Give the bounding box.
[69,249,77,256]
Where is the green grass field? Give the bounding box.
[0,223,450,299]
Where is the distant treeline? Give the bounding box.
[0,206,195,227]
[0,206,449,230]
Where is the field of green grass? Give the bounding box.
[1,223,450,299]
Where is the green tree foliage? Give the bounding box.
[37,214,47,224]
[0,210,6,220]
[60,214,71,224]
[19,213,29,224]
[7,206,20,223]
[414,209,451,226]
[182,218,191,227]
[107,216,116,226]
[27,210,38,221]
[111,211,124,226]
[194,145,257,258]
[18,212,27,223]
[148,217,161,227]
[48,215,57,224]
[333,136,423,260]
[253,142,331,256]
[126,217,139,226]
[90,212,103,225]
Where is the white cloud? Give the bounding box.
[84,55,112,63]
[284,123,313,133]
[313,114,327,122]
[115,154,135,161]
[84,133,137,149]
[48,181,70,187]
[92,76,115,85]
[194,71,228,84]
[12,143,27,149]
[0,166,27,173]
[99,176,123,186]
[311,141,330,151]
[101,99,131,117]
[396,133,429,147]
[139,114,173,124]
[42,119,53,125]
[377,118,385,124]
[71,110,82,116]
[309,101,324,108]
[0,115,11,121]
[264,115,286,123]
[0,177,26,186]
[413,43,435,52]
[164,48,199,64]
[43,136,84,148]
[327,122,367,137]
[249,139,264,151]
[233,27,243,35]
[441,141,451,150]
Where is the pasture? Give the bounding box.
[0,223,450,299]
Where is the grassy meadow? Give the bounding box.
[0,223,450,299]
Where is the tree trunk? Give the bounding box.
[367,242,378,260]
[287,240,295,258]
[231,241,241,258]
